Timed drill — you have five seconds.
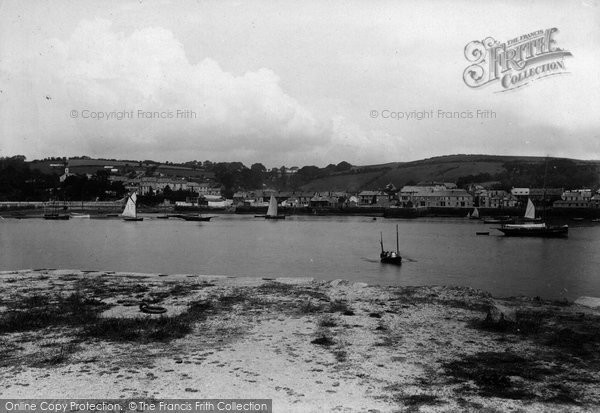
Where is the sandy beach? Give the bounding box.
[1,269,599,412]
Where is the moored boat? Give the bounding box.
[483,216,514,224]
[264,195,285,220]
[181,215,213,221]
[122,192,143,221]
[43,199,70,220]
[380,224,402,265]
[70,213,90,219]
[498,222,568,238]
[497,196,568,238]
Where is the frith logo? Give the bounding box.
[463,28,572,92]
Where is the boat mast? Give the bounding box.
[380,232,384,253]
[542,157,549,221]
[396,224,399,253]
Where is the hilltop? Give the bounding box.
[299,155,600,192]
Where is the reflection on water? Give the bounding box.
[1,215,599,300]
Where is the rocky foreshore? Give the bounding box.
[1,269,599,412]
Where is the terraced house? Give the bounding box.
[408,189,473,208]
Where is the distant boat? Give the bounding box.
[523,198,538,221]
[157,202,170,219]
[70,213,90,219]
[483,216,514,224]
[380,224,402,265]
[44,199,70,220]
[469,208,480,219]
[264,195,285,220]
[181,215,213,221]
[122,192,143,221]
[498,222,568,237]
[498,196,567,237]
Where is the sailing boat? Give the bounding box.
[380,224,402,265]
[469,208,480,219]
[264,195,285,220]
[156,200,170,219]
[523,198,537,221]
[498,176,568,238]
[44,199,70,220]
[122,192,143,221]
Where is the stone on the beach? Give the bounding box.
[352,282,369,288]
[574,296,600,309]
[486,301,517,324]
[330,279,350,287]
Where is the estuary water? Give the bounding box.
[1,214,599,300]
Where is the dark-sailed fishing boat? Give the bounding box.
[380,224,402,265]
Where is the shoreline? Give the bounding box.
[3,205,600,220]
[1,269,599,412]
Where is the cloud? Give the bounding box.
[323,116,409,165]
[1,19,330,163]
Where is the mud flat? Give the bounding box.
[0,269,599,412]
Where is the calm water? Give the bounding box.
[1,215,599,300]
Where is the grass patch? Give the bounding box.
[546,326,600,358]
[255,282,295,294]
[397,394,443,409]
[328,299,350,313]
[83,316,192,342]
[333,348,347,362]
[444,351,566,401]
[147,283,205,302]
[374,335,395,347]
[0,292,107,333]
[318,315,337,328]
[256,283,330,302]
[0,289,217,345]
[82,299,214,343]
[74,278,150,299]
[297,301,324,314]
[311,335,335,347]
[472,309,600,360]
[31,343,79,367]
[392,286,490,312]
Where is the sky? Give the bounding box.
[0,0,599,168]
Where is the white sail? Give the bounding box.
[266,195,278,217]
[122,193,137,218]
[524,198,535,220]
[472,208,479,218]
